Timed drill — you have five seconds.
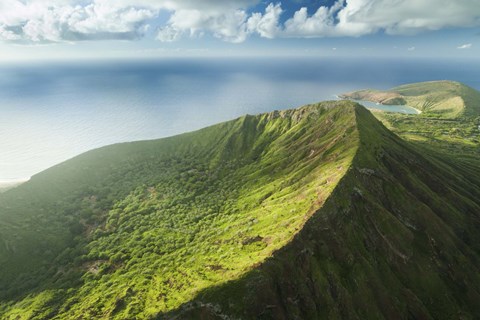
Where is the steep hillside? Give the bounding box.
[0,101,359,319]
[340,80,480,118]
[163,106,480,319]
[1,101,479,319]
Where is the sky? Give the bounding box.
[0,0,479,60]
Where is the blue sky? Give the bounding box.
[0,0,478,60]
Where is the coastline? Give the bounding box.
[412,107,423,114]
[0,178,29,192]
[336,95,422,115]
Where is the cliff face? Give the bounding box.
[163,106,480,320]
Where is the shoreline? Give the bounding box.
[0,178,29,191]
[336,96,422,115]
[412,107,423,114]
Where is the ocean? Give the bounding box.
[1,57,479,181]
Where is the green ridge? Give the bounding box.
[1,99,479,319]
[0,101,359,319]
[163,105,480,320]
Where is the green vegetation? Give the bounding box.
[339,89,406,105]
[373,111,480,162]
[0,101,359,319]
[341,80,480,118]
[343,80,480,176]
[1,87,480,319]
[164,105,480,320]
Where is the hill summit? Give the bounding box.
[0,100,479,319]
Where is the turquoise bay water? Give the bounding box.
[349,100,421,114]
[1,57,479,181]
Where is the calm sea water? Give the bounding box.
[350,100,421,114]
[1,57,479,181]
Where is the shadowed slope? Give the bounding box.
[162,105,480,320]
[2,101,479,319]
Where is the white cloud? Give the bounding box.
[407,46,416,51]
[246,3,283,39]
[0,0,159,42]
[161,8,249,43]
[0,0,255,43]
[282,0,480,38]
[0,25,22,41]
[0,0,479,43]
[284,1,347,37]
[156,2,284,43]
[156,25,183,42]
[155,2,282,43]
[457,43,472,49]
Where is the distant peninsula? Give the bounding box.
[340,80,480,118]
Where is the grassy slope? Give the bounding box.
[373,111,480,163]
[163,105,480,320]
[347,80,480,175]
[341,80,480,118]
[0,101,360,319]
[338,90,406,105]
